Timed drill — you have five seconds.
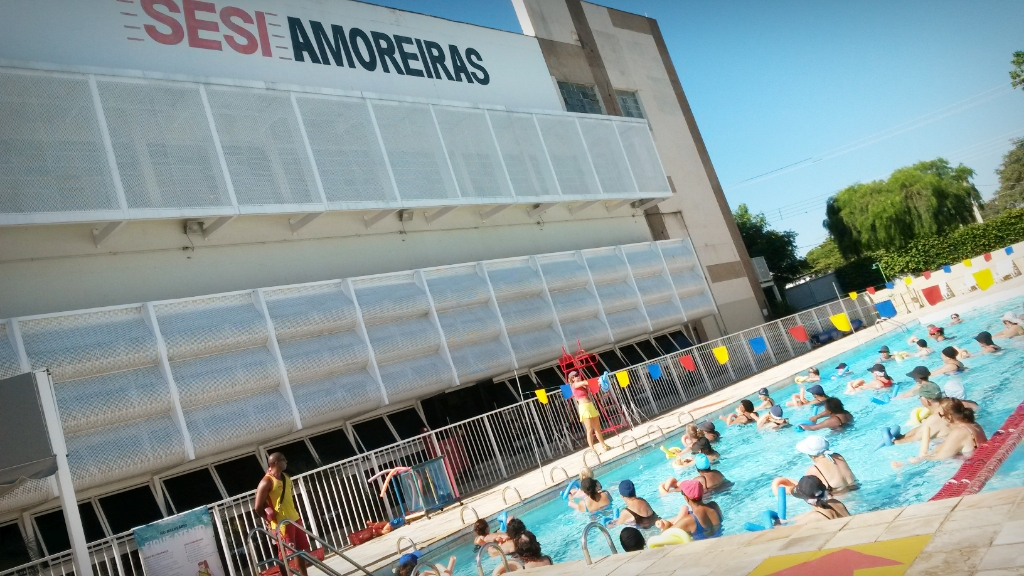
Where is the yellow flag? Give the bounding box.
[848,291,858,301]
[973,268,994,291]
[830,312,852,332]
[535,389,548,404]
[903,276,913,285]
[616,371,630,388]
[963,259,972,267]
[712,346,729,364]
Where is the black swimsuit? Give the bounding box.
[622,506,658,529]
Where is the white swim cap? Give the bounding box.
[795,435,829,457]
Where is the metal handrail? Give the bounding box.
[501,486,522,505]
[677,411,694,425]
[580,522,617,565]
[247,526,357,576]
[548,465,569,483]
[277,520,373,576]
[397,536,419,555]
[582,448,601,468]
[618,434,638,451]
[460,505,480,524]
[646,423,664,439]
[261,557,303,576]
[475,542,512,576]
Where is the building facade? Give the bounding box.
[0,0,765,566]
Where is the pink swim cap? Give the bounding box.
[679,479,704,501]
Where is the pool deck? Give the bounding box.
[320,275,1024,575]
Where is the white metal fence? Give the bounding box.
[0,296,879,576]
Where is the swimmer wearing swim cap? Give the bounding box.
[757,404,789,431]
[932,346,969,376]
[692,453,730,494]
[773,436,857,496]
[655,480,723,539]
[755,388,775,411]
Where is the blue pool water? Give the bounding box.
[417,296,1024,576]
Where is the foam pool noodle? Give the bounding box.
[777,486,787,520]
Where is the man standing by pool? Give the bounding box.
[255,452,310,576]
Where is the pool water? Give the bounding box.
[416,296,1024,576]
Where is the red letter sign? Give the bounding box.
[221,7,257,54]
[183,0,222,50]
[142,0,184,45]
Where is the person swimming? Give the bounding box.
[499,518,526,556]
[697,420,720,442]
[757,405,789,430]
[892,381,949,446]
[832,363,851,378]
[672,437,720,468]
[692,453,731,493]
[492,531,553,574]
[894,398,986,468]
[611,480,659,529]
[913,339,934,357]
[773,436,857,496]
[720,399,758,426]
[932,346,968,376]
[846,363,893,392]
[793,367,821,385]
[949,313,962,325]
[681,423,704,448]
[755,388,775,411]
[995,312,1024,339]
[473,519,507,553]
[974,331,1002,355]
[788,476,850,524]
[790,383,829,408]
[799,397,853,431]
[656,479,722,540]
[878,346,893,362]
[397,552,457,576]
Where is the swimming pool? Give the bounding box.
[411,295,1024,576]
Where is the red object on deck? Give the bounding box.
[930,399,1024,500]
[788,325,809,343]
[921,285,944,306]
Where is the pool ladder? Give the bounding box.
[475,542,512,576]
[247,521,373,576]
[581,521,618,564]
[501,486,522,505]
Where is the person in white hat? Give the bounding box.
[994,311,1024,339]
[772,436,858,496]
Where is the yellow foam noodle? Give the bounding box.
[712,346,729,364]
[973,268,994,291]
[829,312,852,332]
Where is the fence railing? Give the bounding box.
[1,297,879,576]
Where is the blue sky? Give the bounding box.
[364,0,1024,255]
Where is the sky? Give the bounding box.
[361,0,1024,255]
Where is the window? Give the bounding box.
[557,82,603,114]
[163,468,225,513]
[308,428,358,464]
[533,367,566,388]
[615,91,645,119]
[33,502,108,555]
[617,344,645,365]
[79,501,107,543]
[386,408,427,440]
[214,455,266,497]
[597,350,627,372]
[352,418,398,451]
[668,330,695,350]
[0,522,31,570]
[268,441,319,475]
[98,486,163,535]
[653,334,679,354]
[634,339,661,360]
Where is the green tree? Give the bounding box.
[982,137,1024,217]
[824,158,981,258]
[804,238,845,275]
[1011,51,1024,89]
[732,204,805,286]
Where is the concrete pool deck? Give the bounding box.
[320,275,1024,575]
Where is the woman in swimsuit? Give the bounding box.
[799,397,853,431]
[568,371,610,452]
[473,519,507,554]
[569,478,612,513]
[692,454,730,493]
[492,531,553,574]
[907,399,986,464]
[656,479,722,540]
[846,364,894,392]
[611,480,659,529]
[755,388,775,411]
[681,423,703,448]
[720,399,758,426]
[498,518,526,557]
[672,437,720,468]
[974,331,1002,355]
[994,312,1024,339]
[932,346,969,376]
[774,436,857,496]
[788,476,850,525]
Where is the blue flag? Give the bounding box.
[559,384,572,398]
[1007,246,1015,256]
[748,336,768,355]
[874,300,898,319]
[942,265,952,273]
[648,364,662,379]
[885,281,895,290]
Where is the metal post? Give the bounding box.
[758,326,778,365]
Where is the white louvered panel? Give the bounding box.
[0,480,51,514]
[184,390,294,458]
[487,110,559,198]
[578,118,637,196]
[370,101,458,201]
[65,414,187,491]
[54,367,172,434]
[616,121,671,194]
[605,309,649,341]
[289,370,382,426]
[263,283,360,341]
[433,106,511,199]
[0,322,24,379]
[680,293,717,321]
[535,115,601,197]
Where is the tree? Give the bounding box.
[982,137,1024,217]
[1011,51,1024,89]
[823,158,981,258]
[732,204,804,286]
[804,238,845,275]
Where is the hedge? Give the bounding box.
[877,208,1024,277]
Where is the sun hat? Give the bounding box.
[917,381,943,400]
[770,405,783,417]
[906,366,931,381]
[618,479,636,498]
[1002,311,1024,325]
[835,363,847,370]
[869,363,887,374]
[679,479,704,501]
[693,454,711,470]
[795,435,830,457]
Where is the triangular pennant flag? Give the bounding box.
[963,259,972,267]
[983,252,992,262]
[648,364,662,380]
[535,389,548,404]
[921,285,943,306]
[885,281,895,289]
[830,312,852,332]
[559,384,572,398]
[679,355,697,372]
[615,371,630,387]
[587,378,601,394]
[712,346,729,364]
[874,300,898,318]
[1006,246,1015,255]
[903,276,913,285]
[848,291,858,301]
[942,265,952,273]
[748,336,767,355]
[866,286,876,295]
[973,268,994,291]
[788,325,809,343]
[923,270,931,280]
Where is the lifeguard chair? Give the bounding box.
[557,341,628,435]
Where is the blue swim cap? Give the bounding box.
[770,405,783,417]
[618,479,636,498]
[694,453,711,470]
[398,551,421,567]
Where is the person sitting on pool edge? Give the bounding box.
[974,331,1002,355]
[672,437,720,468]
[995,311,1024,339]
[932,346,969,376]
[757,405,789,431]
[720,399,758,426]
[832,363,852,378]
[773,436,857,496]
[789,383,828,408]
[618,527,645,552]
[656,479,722,540]
[493,531,553,574]
[611,480,659,529]
[846,363,893,393]
[799,397,853,431]
[789,476,850,524]
[893,398,987,469]
[755,388,775,411]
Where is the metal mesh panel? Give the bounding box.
[290,369,381,426]
[376,352,453,404]
[605,309,649,341]
[19,307,159,383]
[644,300,684,331]
[549,289,601,323]
[370,101,458,201]
[671,270,709,299]
[634,275,676,305]
[55,366,172,434]
[535,116,600,197]
[155,294,268,361]
[365,317,441,364]
[448,339,514,382]
[0,322,21,379]
[66,415,186,490]
[658,240,699,273]
[423,268,491,312]
[295,96,396,203]
[622,245,666,278]
[577,118,636,196]
[485,263,544,300]
[278,330,369,385]
[206,88,319,206]
[495,297,556,334]
[263,283,359,341]
[507,329,563,367]
[436,305,502,348]
[487,111,559,198]
[616,122,670,194]
[584,252,630,285]
[0,479,50,514]
[537,256,590,292]
[679,293,717,320]
[185,391,294,458]
[0,72,118,214]
[171,347,281,409]
[433,107,511,199]
[354,279,430,326]
[594,282,640,314]
[98,80,231,209]
[558,317,608,350]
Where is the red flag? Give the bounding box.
[923,270,931,280]
[587,378,600,394]
[788,325,809,343]
[866,286,876,295]
[921,285,943,306]
[984,252,992,262]
[679,355,697,372]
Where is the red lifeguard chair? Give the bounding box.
[557,340,628,435]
